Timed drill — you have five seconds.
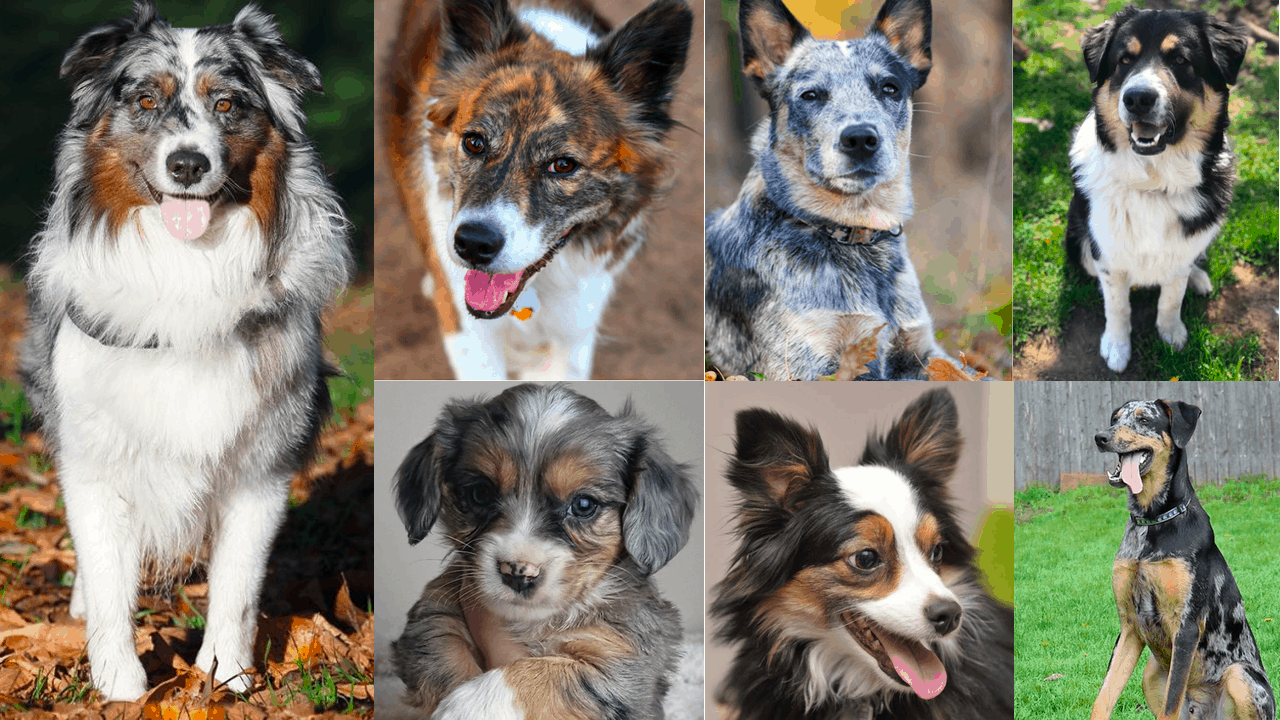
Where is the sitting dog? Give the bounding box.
[391,383,698,718]
[1066,8,1248,373]
[1092,400,1275,719]
[705,0,957,380]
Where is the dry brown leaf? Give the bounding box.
[836,324,886,380]
[923,356,988,381]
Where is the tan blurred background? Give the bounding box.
[705,0,1015,375]
[702,382,1015,716]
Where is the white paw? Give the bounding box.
[1100,332,1131,372]
[69,577,85,619]
[1158,319,1188,350]
[1189,266,1212,295]
[92,655,147,702]
[433,670,524,720]
[196,647,253,693]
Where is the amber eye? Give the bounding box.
[547,157,577,175]
[139,95,158,110]
[462,134,486,155]
[1120,55,1131,65]
[850,549,881,571]
[214,98,232,113]
[1174,56,1187,65]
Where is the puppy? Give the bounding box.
[385,0,692,380]
[21,1,351,700]
[1066,8,1248,372]
[712,389,1013,718]
[391,383,698,718]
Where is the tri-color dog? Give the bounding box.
[1092,400,1274,719]
[704,0,956,380]
[1066,8,1248,373]
[386,0,691,380]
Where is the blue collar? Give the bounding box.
[1133,502,1189,526]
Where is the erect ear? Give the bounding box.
[60,1,158,127]
[1158,400,1201,449]
[1202,14,1247,86]
[737,0,810,95]
[438,0,525,71]
[880,389,961,480]
[870,0,932,88]
[588,0,692,134]
[1081,6,1139,85]
[620,420,698,576]
[729,408,829,509]
[393,434,443,546]
[233,4,323,140]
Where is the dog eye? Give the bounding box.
[465,482,496,508]
[462,134,486,155]
[214,98,232,113]
[929,544,943,564]
[881,82,899,97]
[1174,56,1187,65]
[850,549,881,571]
[568,496,598,518]
[139,95,158,111]
[800,89,821,102]
[547,158,578,175]
[1120,55,1131,65]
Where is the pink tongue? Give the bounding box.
[160,197,210,240]
[464,270,522,312]
[1120,455,1144,494]
[876,629,947,699]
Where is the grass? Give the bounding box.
[1014,478,1280,717]
[1012,0,1279,379]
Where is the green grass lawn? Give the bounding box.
[1013,0,1279,380]
[1015,479,1280,717]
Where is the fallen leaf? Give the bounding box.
[836,324,886,380]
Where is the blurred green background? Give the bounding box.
[0,0,374,272]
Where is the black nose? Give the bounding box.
[454,221,505,266]
[925,598,962,636]
[498,560,541,596]
[166,150,210,188]
[839,124,880,161]
[1095,431,1110,449]
[1122,87,1158,113]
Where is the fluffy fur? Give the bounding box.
[385,0,691,380]
[704,0,958,380]
[21,1,351,701]
[712,390,1013,719]
[1065,7,1248,373]
[391,383,699,719]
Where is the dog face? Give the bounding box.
[59,1,321,238]
[425,0,690,318]
[738,0,929,215]
[394,384,697,622]
[716,389,974,703]
[1081,7,1246,156]
[1095,399,1201,503]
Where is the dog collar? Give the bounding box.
[802,221,902,246]
[1132,502,1189,526]
[66,303,163,350]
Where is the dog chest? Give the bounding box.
[1113,557,1196,664]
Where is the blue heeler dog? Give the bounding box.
[705,0,958,380]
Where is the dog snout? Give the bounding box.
[1122,87,1158,116]
[498,559,542,596]
[924,596,962,637]
[838,124,880,162]
[166,150,211,188]
[1095,431,1112,450]
[454,221,505,266]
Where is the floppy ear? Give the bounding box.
[1202,15,1247,86]
[233,4,322,140]
[588,0,691,134]
[877,389,961,480]
[60,1,158,127]
[870,0,932,88]
[1081,6,1138,84]
[737,0,810,95]
[1159,400,1201,449]
[393,435,443,546]
[730,408,829,510]
[621,429,698,576]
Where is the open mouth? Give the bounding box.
[463,232,572,320]
[842,612,947,700]
[1127,121,1168,155]
[139,172,215,240]
[1108,449,1153,493]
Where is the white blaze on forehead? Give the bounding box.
[834,465,923,537]
[153,29,223,198]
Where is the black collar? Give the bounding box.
[793,217,902,246]
[66,303,163,350]
[1132,502,1189,526]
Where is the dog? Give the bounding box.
[390,383,698,718]
[711,389,1013,719]
[385,0,692,381]
[1065,8,1248,373]
[1091,400,1275,720]
[704,0,959,381]
[20,1,351,701]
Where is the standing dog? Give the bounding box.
[1092,400,1274,719]
[385,0,692,380]
[712,390,1014,718]
[391,384,698,718]
[1066,8,1248,373]
[21,1,351,700]
[705,0,956,381]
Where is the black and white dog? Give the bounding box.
[1066,7,1248,372]
[21,1,351,700]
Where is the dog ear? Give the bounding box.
[730,409,829,510]
[60,2,159,127]
[232,5,323,140]
[438,0,525,71]
[1081,6,1139,84]
[1158,400,1201,449]
[1203,15,1248,86]
[589,0,692,135]
[870,0,932,88]
[738,0,810,94]
[621,427,698,576]
[393,434,443,546]
[876,389,961,480]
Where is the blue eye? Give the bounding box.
[569,496,599,518]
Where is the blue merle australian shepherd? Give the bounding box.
[21,1,351,701]
[705,0,957,381]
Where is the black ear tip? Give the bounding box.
[407,534,425,546]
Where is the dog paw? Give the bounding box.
[196,648,253,694]
[1099,333,1131,372]
[433,670,523,720]
[92,657,148,702]
[1189,266,1212,295]
[1158,319,1188,350]
[69,578,85,619]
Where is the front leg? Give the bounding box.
[1098,268,1132,372]
[523,274,615,381]
[1158,617,1203,720]
[393,571,485,713]
[1155,271,1191,350]
[442,312,509,380]
[1091,625,1146,719]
